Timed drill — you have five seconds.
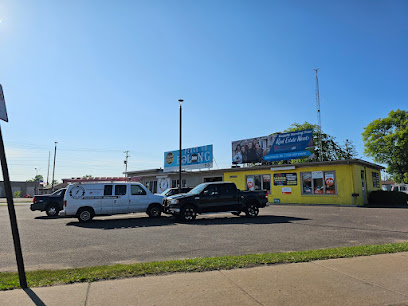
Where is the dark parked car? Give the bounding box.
[30,188,67,217]
[163,182,269,221]
[161,187,192,197]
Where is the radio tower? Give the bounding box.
[314,69,323,162]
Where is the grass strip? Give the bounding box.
[1,242,407,291]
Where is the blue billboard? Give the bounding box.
[164,145,213,172]
[232,129,314,163]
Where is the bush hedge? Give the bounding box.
[368,190,408,207]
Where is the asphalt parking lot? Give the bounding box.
[1,204,407,272]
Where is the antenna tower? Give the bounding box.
[314,69,323,162]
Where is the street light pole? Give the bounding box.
[178,99,183,193]
[51,142,57,192]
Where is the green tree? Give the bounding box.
[342,139,358,160]
[362,109,408,183]
[27,175,44,182]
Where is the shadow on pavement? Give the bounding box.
[66,214,309,230]
[23,288,46,306]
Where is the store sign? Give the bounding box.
[273,173,297,186]
[164,145,213,172]
[232,129,313,164]
[282,187,292,194]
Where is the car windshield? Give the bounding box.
[161,188,172,196]
[52,189,65,196]
[187,183,207,195]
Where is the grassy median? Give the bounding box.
[1,242,408,290]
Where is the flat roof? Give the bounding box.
[125,159,384,177]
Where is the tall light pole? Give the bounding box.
[178,99,183,193]
[51,142,57,192]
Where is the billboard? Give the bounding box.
[232,129,314,164]
[164,145,213,172]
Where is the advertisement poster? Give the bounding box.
[232,129,313,164]
[324,173,336,194]
[282,187,292,194]
[164,145,213,172]
[273,173,297,186]
[246,177,255,191]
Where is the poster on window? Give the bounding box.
[273,173,297,186]
[324,173,336,194]
[246,177,255,191]
[312,171,324,194]
[282,187,292,194]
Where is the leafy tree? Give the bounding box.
[342,139,358,160]
[362,109,408,183]
[27,175,44,182]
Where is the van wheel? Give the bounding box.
[147,205,162,218]
[46,204,59,217]
[77,208,94,222]
[245,203,259,218]
[180,205,197,222]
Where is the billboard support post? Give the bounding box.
[178,99,183,193]
[0,84,27,288]
[0,125,27,288]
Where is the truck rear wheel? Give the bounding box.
[46,203,59,217]
[245,203,259,218]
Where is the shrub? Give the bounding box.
[368,190,408,207]
[13,191,22,198]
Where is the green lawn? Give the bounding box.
[1,242,407,290]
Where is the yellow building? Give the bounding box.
[224,159,383,206]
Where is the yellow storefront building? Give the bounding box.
[223,159,383,206]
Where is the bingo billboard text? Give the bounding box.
[164,145,213,172]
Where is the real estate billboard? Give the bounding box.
[232,129,314,164]
[164,145,213,172]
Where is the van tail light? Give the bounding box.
[33,196,36,203]
[64,200,67,207]
[265,192,268,199]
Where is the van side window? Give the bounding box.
[115,185,127,196]
[131,185,146,195]
[104,185,113,195]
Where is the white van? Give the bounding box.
[60,182,164,222]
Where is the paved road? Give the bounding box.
[1,204,407,272]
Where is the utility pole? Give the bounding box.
[46,151,50,185]
[51,142,57,192]
[123,150,130,177]
[178,99,184,193]
[314,69,323,162]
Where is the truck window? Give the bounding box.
[205,185,218,196]
[115,185,127,196]
[220,184,235,195]
[131,185,146,195]
[104,185,113,195]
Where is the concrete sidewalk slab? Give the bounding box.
[1,282,89,306]
[0,252,407,306]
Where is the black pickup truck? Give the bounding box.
[30,188,66,217]
[163,182,269,221]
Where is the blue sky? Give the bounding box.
[0,0,406,182]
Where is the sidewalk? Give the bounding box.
[1,252,408,306]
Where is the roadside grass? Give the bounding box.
[1,242,408,290]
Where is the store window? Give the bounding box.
[372,172,380,188]
[171,179,187,188]
[301,171,337,195]
[245,175,271,194]
[203,177,223,182]
[145,181,158,193]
